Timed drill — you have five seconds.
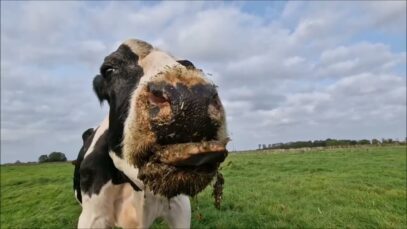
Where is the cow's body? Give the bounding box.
[74,39,228,228]
[74,118,190,228]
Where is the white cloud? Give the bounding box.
[318,42,406,77]
[362,1,407,33]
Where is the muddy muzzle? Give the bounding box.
[147,79,226,161]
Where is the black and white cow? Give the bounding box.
[74,119,142,228]
[74,39,228,228]
[73,127,94,204]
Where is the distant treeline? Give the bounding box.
[38,152,67,163]
[2,152,68,166]
[258,138,406,150]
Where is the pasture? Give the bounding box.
[1,146,406,228]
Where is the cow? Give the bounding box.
[75,39,228,228]
[73,127,94,204]
[74,119,141,228]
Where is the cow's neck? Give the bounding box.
[109,150,145,190]
[106,92,148,190]
[108,93,130,157]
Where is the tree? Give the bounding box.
[326,139,339,147]
[48,152,67,162]
[39,152,67,163]
[358,139,370,145]
[38,154,49,163]
[382,138,394,144]
[371,139,380,145]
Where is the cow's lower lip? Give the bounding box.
[154,141,228,167]
[137,140,228,197]
[162,161,218,173]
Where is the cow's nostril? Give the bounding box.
[149,91,169,106]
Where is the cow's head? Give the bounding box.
[93,39,228,197]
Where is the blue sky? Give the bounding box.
[1,1,406,163]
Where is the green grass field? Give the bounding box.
[1,146,406,228]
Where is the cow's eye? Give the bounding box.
[101,66,117,78]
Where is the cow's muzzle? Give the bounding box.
[146,81,227,166]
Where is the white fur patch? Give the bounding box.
[129,190,191,228]
[78,181,119,228]
[109,151,144,190]
[78,181,144,228]
[74,190,81,206]
[84,116,109,159]
[123,39,153,59]
[138,49,179,78]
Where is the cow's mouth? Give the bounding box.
[155,140,228,166]
[137,140,228,198]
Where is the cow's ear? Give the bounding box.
[177,60,195,69]
[82,128,94,142]
[93,75,109,103]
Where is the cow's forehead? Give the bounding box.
[122,39,153,59]
[139,50,179,78]
[112,39,180,77]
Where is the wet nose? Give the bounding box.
[147,81,222,145]
[148,82,218,109]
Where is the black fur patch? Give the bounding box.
[93,75,108,103]
[73,128,96,203]
[177,60,195,69]
[92,44,144,157]
[82,128,94,142]
[79,130,141,197]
